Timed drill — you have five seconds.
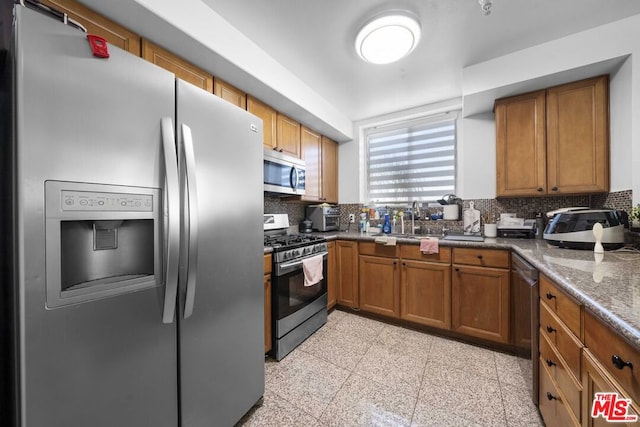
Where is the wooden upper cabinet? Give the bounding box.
[247,96,277,151]
[213,78,246,109]
[141,39,213,92]
[39,0,141,55]
[321,136,339,204]
[276,113,301,158]
[546,75,609,194]
[301,126,322,202]
[495,75,609,197]
[302,132,339,203]
[495,90,547,196]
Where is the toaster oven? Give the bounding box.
[306,205,340,231]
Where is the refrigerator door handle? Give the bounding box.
[181,123,199,319]
[161,117,180,324]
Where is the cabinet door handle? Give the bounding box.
[393,261,397,266]
[612,355,634,370]
[273,147,278,151]
[477,255,483,259]
[545,359,556,367]
[279,148,284,152]
[537,187,544,192]
[546,392,558,401]
[551,186,558,192]
[455,267,460,272]
[546,325,556,333]
[546,292,556,300]
[402,262,406,267]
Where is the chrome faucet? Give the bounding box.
[411,201,418,235]
[441,226,450,237]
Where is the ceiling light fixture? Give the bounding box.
[355,11,422,65]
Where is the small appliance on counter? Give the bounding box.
[497,216,536,239]
[307,204,340,231]
[543,208,628,250]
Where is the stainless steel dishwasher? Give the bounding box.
[511,252,540,404]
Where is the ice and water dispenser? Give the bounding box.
[45,181,162,308]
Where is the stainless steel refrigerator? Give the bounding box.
[1,5,264,426]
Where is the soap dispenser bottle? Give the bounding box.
[382,213,392,234]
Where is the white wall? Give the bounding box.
[461,14,640,201]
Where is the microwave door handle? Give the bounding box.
[161,117,180,324]
[181,123,199,319]
[290,166,298,191]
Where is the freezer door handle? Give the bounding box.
[181,123,199,319]
[161,117,180,324]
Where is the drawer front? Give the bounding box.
[539,359,581,427]
[540,275,581,338]
[539,331,582,420]
[540,302,583,381]
[399,245,451,263]
[359,241,399,258]
[264,253,272,275]
[452,248,509,268]
[584,310,640,404]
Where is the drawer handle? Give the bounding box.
[546,325,556,334]
[546,392,558,401]
[612,355,634,370]
[545,359,557,367]
[477,255,483,259]
[546,292,556,300]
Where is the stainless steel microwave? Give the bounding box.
[263,148,306,196]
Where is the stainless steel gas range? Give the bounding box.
[264,214,328,360]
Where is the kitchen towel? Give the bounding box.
[420,237,439,254]
[302,254,324,287]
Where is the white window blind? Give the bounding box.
[366,115,457,205]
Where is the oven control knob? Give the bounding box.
[295,249,302,258]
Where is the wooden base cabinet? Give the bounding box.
[452,264,510,344]
[583,349,640,427]
[327,241,337,310]
[336,240,359,309]
[400,260,451,329]
[359,255,400,318]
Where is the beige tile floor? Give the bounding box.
[237,310,544,427]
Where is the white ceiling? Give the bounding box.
[202,0,640,121]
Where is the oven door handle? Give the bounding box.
[276,251,328,274]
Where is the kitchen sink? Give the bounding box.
[373,233,441,240]
[441,233,485,242]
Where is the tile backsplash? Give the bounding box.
[265,189,633,232]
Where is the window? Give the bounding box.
[365,113,458,205]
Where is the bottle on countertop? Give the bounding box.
[382,213,392,234]
[535,212,545,239]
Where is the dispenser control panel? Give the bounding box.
[61,190,153,212]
